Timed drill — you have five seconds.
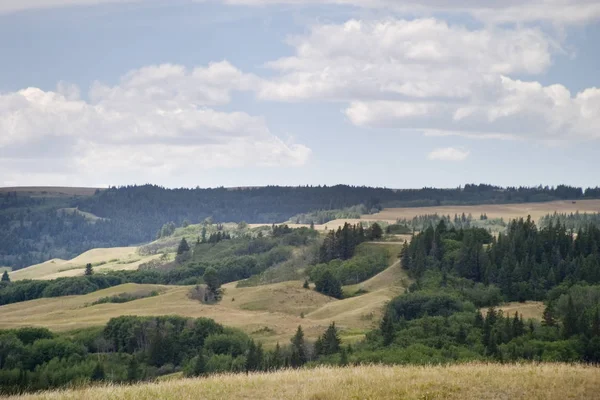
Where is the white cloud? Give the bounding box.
[427,147,470,161]
[256,18,600,142]
[260,19,553,102]
[0,61,310,186]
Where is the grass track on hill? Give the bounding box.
[7,363,600,400]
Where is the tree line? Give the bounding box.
[3,183,599,269]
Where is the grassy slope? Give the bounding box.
[8,364,600,400]
[0,244,408,345]
[9,247,161,281]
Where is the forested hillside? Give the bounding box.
[1,184,598,269]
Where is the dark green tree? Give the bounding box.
[1,271,10,282]
[177,238,190,255]
[91,362,105,381]
[562,295,579,338]
[303,279,310,289]
[380,309,395,346]
[542,304,557,327]
[84,263,93,276]
[339,346,349,366]
[314,270,343,299]
[126,355,140,382]
[245,340,263,372]
[203,267,221,302]
[290,326,307,367]
[186,352,206,377]
[369,223,383,240]
[320,322,341,355]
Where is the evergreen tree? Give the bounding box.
[270,343,283,370]
[177,238,190,255]
[369,223,383,240]
[203,267,221,302]
[91,362,104,381]
[314,270,343,299]
[84,263,93,276]
[562,295,579,338]
[126,356,140,382]
[339,347,349,366]
[1,271,10,282]
[380,309,395,346]
[290,326,307,367]
[246,340,260,373]
[321,322,341,355]
[303,279,310,289]
[188,352,206,377]
[542,304,557,327]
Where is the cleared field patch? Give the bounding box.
[344,259,409,295]
[370,199,600,224]
[497,301,545,320]
[8,363,600,400]
[0,186,101,197]
[221,281,333,316]
[57,208,105,222]
[9,247,159,281]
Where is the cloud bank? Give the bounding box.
[0,61,311,186]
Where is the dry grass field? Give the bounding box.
[0,251,409,345]
[0,187,101,197]
[7,363,600,400]
[9,247,161,281]
[370,199,600,224]
[251,200,600,233]
[496,301,545,320]
[56,208,105,222]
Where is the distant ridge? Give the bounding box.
[0,186,102,196]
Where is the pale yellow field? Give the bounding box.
[497,301,545,320]
[251,200,600,234]
[57,207,105,222]
[0,186,101,197]
[8,363,600,400]
[9,247,161,281]
[370,199,600,224]
[0,252,409,345]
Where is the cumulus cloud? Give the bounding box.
[427,147,470,161]
[258,18,600,142]
[260,19,553,101]
[0,61,311,186]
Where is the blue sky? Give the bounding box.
[1,0,599,189]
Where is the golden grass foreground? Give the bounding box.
[6,363,600,400]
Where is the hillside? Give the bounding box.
[0,255,409,345]
[7,364,599,400]
[9,247,161,281]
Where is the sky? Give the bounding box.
[0,0,599,189]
